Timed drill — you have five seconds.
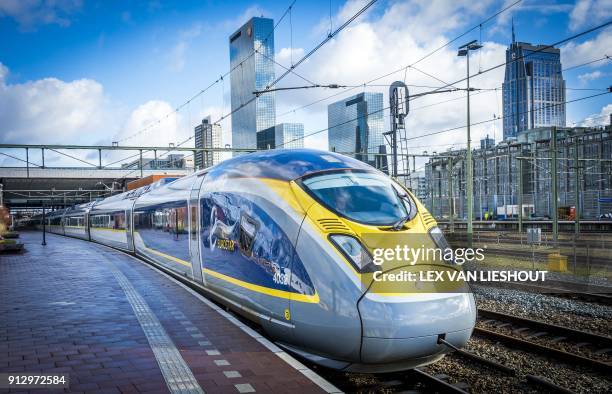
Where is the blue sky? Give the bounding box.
[0,0,610,166]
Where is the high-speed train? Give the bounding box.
[34,149,476,372]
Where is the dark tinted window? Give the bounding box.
[302,171,413,225]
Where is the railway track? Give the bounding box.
[476,308,612,373]
[477,280,612,305]
[472,245,611,269]
[434,344,578,394]
[448,233,612,250]
[316,305,612,393]
[320,368,471,394]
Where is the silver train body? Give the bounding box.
[34,149,476,372]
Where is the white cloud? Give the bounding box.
[273,0,507,158]
[576,103,612,126]
[485,0,572,38]
[276,47,305,67]
[168,23,203,72]
[0,63,8,81]
[570,0,612,31]
[0,63,117,146]
[223,5,269,32]
[0,63,201,167]
[169,41,188,72]
[0,0,82,31]
[561,28,612,69]
[578,70,604,84]
[113,101,182,146]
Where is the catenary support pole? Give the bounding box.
[518,157,523,234]
[448,156,454,233]
[551,126,558,245]
[574,138,580,235]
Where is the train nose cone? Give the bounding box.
[357,291,476,366]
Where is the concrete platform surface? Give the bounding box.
[0,232,335,394]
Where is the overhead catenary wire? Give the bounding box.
[275,16,612,148]
[275,0,524,120]
[403,91,610,142]
[427,20,612,95]
[114,0,298,144]
[116,0,523,160]
[105,1,300,168]
[45,51,606,174]
[109,0,378,183]
[277,89,610,149]
[211,0,378,126]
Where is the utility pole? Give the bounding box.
[518,157,523,234]
[388,81,409,179]
[139,149,143,178]
[431,171,436,217]
[574,137,580,235]
[551,126,558,244]
[42,201,47,246]
[458,40,482,247]
[448,156,454,233]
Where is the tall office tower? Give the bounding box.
[257,123,304,149]
[502,24,565,140]
[194,116,222,169]
[328,92,387,171]
[229,17,275,155]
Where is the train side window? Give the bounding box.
[238,213,259,257]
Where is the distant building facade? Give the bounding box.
[229,17,275,155]
[257,123,304,150]
[502,28,565,140]
[121,154,186,170]
[328,92,387,171]
[406,171,428,202]
[194,117,222,169]
[425,125,612,220]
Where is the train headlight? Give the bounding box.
[329,234,378,273]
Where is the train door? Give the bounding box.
[125,204,135,252]
[85,211,91,241]
[189,174,206,284]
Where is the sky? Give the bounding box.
[0,0,610,169]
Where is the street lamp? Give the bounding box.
[458,39,482,247]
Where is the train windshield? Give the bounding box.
[301,171,413,225]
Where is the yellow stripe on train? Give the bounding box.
[203,268,320,304]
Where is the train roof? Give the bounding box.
[205,149,376,181]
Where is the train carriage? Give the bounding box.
[31,149,476,372]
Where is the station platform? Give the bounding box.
[0,232,337,394]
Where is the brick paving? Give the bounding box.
[0,232,327,394]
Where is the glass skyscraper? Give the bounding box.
[229,17,275,155]
[257,123,304,150]
[328,92,387,170]
[502,29,565,140]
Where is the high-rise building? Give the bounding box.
[229,17,275,155]
[257,123,304,150]
[328,92,387,171]
[194,117,222,169]
[502,25,565,140]
[480,135,495,150]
